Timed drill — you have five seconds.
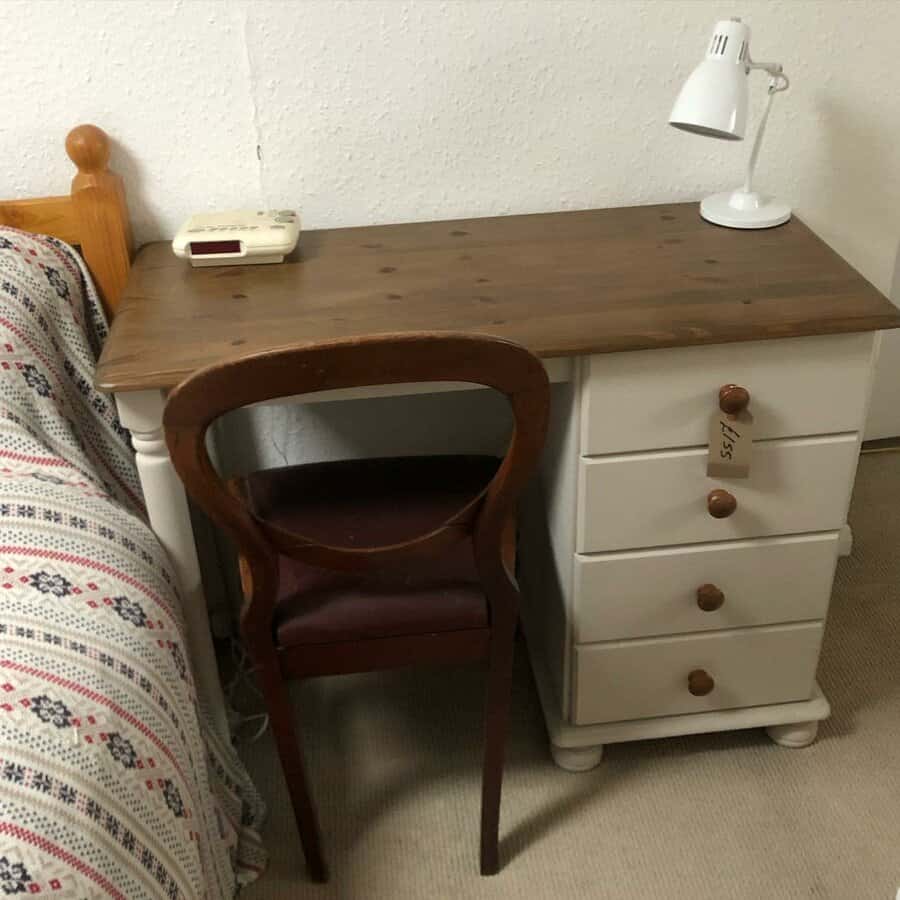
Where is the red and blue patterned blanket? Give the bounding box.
[0,228,265,898]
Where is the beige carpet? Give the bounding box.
[238,453,900,899]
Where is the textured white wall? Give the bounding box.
[3,0,900,435]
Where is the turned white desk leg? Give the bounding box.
[115,389,230,744]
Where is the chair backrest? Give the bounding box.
[164,332,550,631]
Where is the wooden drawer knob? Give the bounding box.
[719,384,750,415]
[696,583,725,611]
[688,669,715,696]
[707,488,737,518]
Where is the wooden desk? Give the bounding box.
[98,202,900,767]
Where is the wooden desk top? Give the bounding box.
[96,202,900,392]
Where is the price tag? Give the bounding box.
[707,408,753,478]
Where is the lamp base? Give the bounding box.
[700,189,791,229]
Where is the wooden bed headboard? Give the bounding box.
[0,124,133,319]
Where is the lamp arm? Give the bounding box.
[741,62,790,195]
[746,58,784,77]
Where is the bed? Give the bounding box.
[0,126,264,898]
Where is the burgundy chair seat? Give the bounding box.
[239,455,501,647]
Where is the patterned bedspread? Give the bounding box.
[0,228,265,899]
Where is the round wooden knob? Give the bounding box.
[707,488,737,518]
[65,124,110,174]
[696,583,725,611]
[688,669,715,696]
[719,384,750,415]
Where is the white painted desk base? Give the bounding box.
[111,351,856,756]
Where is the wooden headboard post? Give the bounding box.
[0,124,133,320]
[66,125,133,319]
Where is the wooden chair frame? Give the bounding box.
[0,124,133,319]
[164,331,550,880]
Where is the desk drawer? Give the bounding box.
[574,533,839,642]
[573,622,823,725]
[577,434,857,553]
[582,333,873,455]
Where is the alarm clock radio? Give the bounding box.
[172,209,300,267]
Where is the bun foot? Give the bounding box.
[766,720,818,748]
[550,742,604,772]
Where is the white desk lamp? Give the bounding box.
[670,18,790,229]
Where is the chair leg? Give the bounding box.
[258,664,328,882]
[479,624,516,876]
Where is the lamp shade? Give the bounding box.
[670,19,751,140]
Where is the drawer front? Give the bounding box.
[582,333,873,455]
[574,533,839,642]
[577,434,858,553]
[573,622,823,725]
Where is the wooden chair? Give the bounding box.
[163,331,550,881]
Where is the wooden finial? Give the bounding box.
[65,124,111,174]
[66,124,133,318]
